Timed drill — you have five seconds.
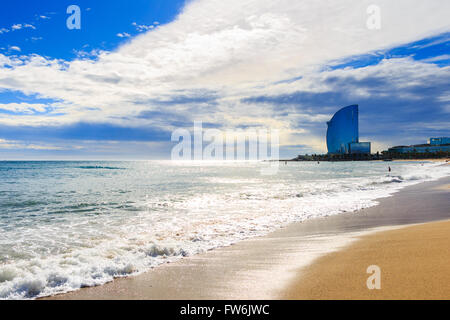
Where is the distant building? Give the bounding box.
[326,105,371,155]
[430,137,450,146]
[388,137,450,154]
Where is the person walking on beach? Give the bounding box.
[388,166,391,173]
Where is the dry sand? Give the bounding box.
[392,159,449,163]
[284,220,450,300]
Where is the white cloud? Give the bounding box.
[117,32,131,38]
[421,54,450,63]
[9,46,21,52]
[0,102,48,114]
[0,0,449,154]
[10,23,36,31]
[132,22,155,32]
[0,23,36,34]
[0,138,69,150]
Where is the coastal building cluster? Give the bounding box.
[388,137,450,154]
[293,105,449,161]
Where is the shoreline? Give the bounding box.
[45,175,450,300]
[279,158,450,162]
[284,219,450,300]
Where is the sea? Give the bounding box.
[0,160,448,299]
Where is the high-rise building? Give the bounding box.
[326,105,371,155]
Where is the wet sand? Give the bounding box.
[284,220,450,300]
[46,176,450,300]
[435,184,450,191]
[392,159,449,162]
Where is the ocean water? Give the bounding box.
[0,160,448,299]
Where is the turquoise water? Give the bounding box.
[0,160,448,299]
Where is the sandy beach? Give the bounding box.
[284,219,450,300]
[45,174,450,300]
[392,159,449,162]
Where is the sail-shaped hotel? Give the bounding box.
[326,105,371,155]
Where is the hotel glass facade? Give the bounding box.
[430,137,450,146]
[326,105,371,155]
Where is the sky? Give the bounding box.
[0,0,449,160]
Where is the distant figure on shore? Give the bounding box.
[318,161,320,164]
[285,161,287,165]
[389,166,391,173]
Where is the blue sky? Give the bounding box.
[0,0,449,159]
[0,0,185,59]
